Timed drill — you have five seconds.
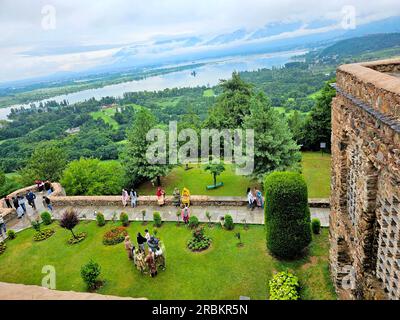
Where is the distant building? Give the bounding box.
[65,127,80,135]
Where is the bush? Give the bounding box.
[188,215,199,229]
[103,226,128,245]
[120,212,129,227]
[187,227,212,252]
[68,232,87,245]
[269,271,300,300]
[33,229,55,241]
[0,242,6,255]
[153,212,162,227]
[264,172,312,259]
[96,212,106,227]
[224,214,234,230]
[60,208,80,240]
[31,220,41,232]
[311,218,321,235]
[81,260,101,290]
[7,230,16,240]
[41,211,52,225]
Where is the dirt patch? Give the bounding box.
[301,256,319,270]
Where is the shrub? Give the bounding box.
[0,242,6,255]
[41,211,52,225]
[153,212,162,227]
[264,172,312,259]
[7,230,16,240]
[33,229,55,241]
[103,226,128,245]
[31,220,41,232]
[81,260,101,290]
[60,208,80,240]
[187,227,212,252]
[120,212,129,227]
[68,232,86,245]
[311,218,321,235]
[269,271,300,300]
[96,212,106,227]
[224,214,234,230]
[188,215,199,229]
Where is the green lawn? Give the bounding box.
[0,221,335,300]
[138,152,331,198]
[301,152,331,198]
[137,164,261,196]
[90,108,119,129]
[203,89,215,97]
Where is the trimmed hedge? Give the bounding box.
[41,211,52,225]
[153,212,162,227]
[269,271,300,300]
[96,212,106,227]
[188,215,199,229]
[224,214,234,230]
[120,212,129,227]
[264,172,311,259]
[311,218,321,235]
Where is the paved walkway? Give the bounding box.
[5,191,330,235]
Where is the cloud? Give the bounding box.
[0,0,399,82]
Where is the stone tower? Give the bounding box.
[330,59,400,300]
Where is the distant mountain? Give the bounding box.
[319,33,400,59]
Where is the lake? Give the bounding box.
[0,49,307,120]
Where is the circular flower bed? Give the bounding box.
[33,229,55,242]
[103,227,128,245]
[187,227,211,252]
[68,232,87,245]
[0,242,6,255]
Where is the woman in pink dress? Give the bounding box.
[121,189,129,207]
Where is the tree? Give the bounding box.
[60,208,80,239]
[204,161,225,186]
[204,72,253,129]
[123,108,172,187]
[19,141,67,185]
[81,260,101,290]
[61,158,124,195]
[264,172,312,259]
[300,81,336,150]
[288,110,306,143]
[243,93,301,181]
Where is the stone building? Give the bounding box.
[330,59,400,300]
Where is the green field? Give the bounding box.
[90,107,119,129]
[203,89,215,97]
[138,152,331,198]
[0,221,335,300]
[301,152,331,198]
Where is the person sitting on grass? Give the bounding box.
[145,251,158,278]
[181,204,190,224]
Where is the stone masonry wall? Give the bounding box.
[330,59,400,300]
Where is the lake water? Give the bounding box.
[0,49,307,120]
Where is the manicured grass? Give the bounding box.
[0,221,335,300]
[301,152,331,198]
[90,108,119,129]
[137,164,261,196]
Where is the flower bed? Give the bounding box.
[0,242,6,255]
[103,227,128,245]
[33,229,55,242]
[187,227,211,252]
[68,232,87,245]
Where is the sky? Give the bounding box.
[1,0,400,82]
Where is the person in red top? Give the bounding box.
[156,187,165,206]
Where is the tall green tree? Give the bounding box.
[204,72,253,129]
[244,93,301,181]
[204,162,225,186]
[124,108,172,187]
[19,141,67,185]
[288,110,306,143]
[300,81,336,150]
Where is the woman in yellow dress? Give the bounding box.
[181,187,190,207]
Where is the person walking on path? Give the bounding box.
[121,189,129,207]
[182,204,190,224]
[145,251,158,277]
[137,232,147,252]
[18,195,27,214]
[130,189,138,208]
[0,215,7,239]
[26,190,37,210]
[12,197,19,210]
[4,196,12,209]
[42,196,53,211]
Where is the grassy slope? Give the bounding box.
[0,221,335,300]
[90,108,119,129]
[301,152,331,198]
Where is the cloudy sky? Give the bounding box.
[1,0,400,82]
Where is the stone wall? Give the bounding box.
[330,59,400,300]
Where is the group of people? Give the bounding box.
[124,229,166,278]
[247,187,264,210]
[3,184,54,219]
[121,188,138,208]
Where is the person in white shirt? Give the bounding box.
[247,188,256,211]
